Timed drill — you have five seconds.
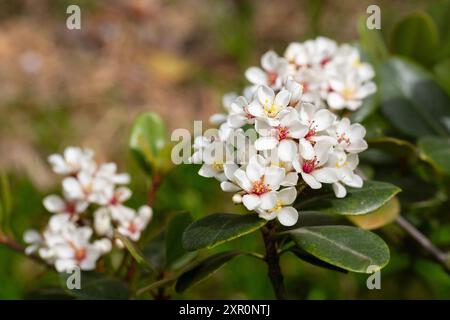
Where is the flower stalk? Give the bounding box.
[261,222,287,300]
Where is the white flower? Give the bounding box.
[328,118,368,153]
[326,69,377,111]
[245,50,288,89]
[256,187,299,226]
[297,103,337,160]
[227,96,255,128]
[43,194,88,218]
[117,206,153,241]
[50,225,111,272]
[248,85,291,126]
[283,79,303,107]
[23,230,43,255]
[254,108,308,162]
[94,207,114,237]
[330,44,375,81]
[292,140,337,189]
[198,140,235,182]
[285,37,337,68]
[96,163,130,185]
[233,155,285,210]
[327,151,363,198]
[48,146,95,176]
[62,171,111,203]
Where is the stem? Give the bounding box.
[261,222,287,300]
[147,173,162,207]
[396,215,450,274]
[0,232,49,266]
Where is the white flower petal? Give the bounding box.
[260,192,277,210]
[242,194,261,210]
[277,207,299,226]
[278,140,297,162]
[245,67,267,85]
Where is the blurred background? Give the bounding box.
[0,0,449,299]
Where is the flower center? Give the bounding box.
[109,196,119,206]
[267,71,278,86]
[128,221,138,234]
[251,178,270,196]
[268,200,283,213]
[302,158,316,174]
[320,57,331,66]
[212,161,224,171]
[352,58,362,68]
[337,133,350,145]
[305,127,317,140]
[263,102,280,117]
[65,202,76,215]
[342,87,355,100]
[276,126,289,141]
[74,247,87,262]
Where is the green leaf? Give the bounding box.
[428,0,450,61]
[116,233,155,272]
[129,112,171,174]
[367,136,417,156]
[379,58,450,138]
[60,272,130,299]
[175,251,241,293]
[137,277,177,296]
[288,226,390,273]
[418,136,450,175]
[433,58,450,95]
[289,247,348,273]
[389,12,439,66]
[357,15,388,64]
[347,197,400,230]
[0,172,12,234]
[165,212,196,268]
[182,213,267,251]
[298,181,401,216]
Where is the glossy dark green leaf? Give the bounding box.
[175,251,241,293]
[298,181,401,216]
[389,12,439,65]
[137,277,176,296]
[60,272,130,300]
[129,112,172,174]
[379,58,450,138]
[289,226,390,273]
[280,211,347,231]
[418,136,450,175]
[165,212,196,268]
[143,231,166,270]
[289,247,348,273]
[182,213,266,251]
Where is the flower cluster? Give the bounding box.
[24,147,152,272]
[192,37,373,227]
